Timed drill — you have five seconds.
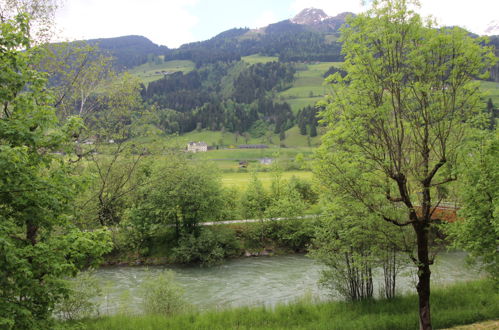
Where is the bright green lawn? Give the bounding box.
[221,171,313,190]
[242,54,279,64]
[191,147,314,161]
[281,126,321,147]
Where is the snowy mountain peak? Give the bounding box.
[291,8,330,25]
[484,20,499,35]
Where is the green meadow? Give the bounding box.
[479,80,499,105]
[221,171,313,190]
[241,54,279,64]
[129,59,195,85]
[278,61,343,113]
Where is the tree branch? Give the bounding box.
[423,158,446,185]
[430,176,456,187]
[382,216,416,227]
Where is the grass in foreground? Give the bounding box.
[70,279,498,330]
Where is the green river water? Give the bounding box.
[93,251,482,315]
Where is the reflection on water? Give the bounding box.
[92,251,481,315]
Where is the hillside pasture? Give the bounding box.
[479,80,499,105]
[241,54,279,64]
[278,62,342,113]
[128,60,195,85]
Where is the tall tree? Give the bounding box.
[317,1,495,329]
[0,14,112,328]
[75,73,146,227]
[0,0,58,42]
[40,42,113,122]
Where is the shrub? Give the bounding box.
[172,227,241,266]
[139,270,186,316]
[55,272,102,321]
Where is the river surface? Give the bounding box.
[92,251,481,315]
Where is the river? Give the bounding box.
[92,251,482,315]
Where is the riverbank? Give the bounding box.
[105,219,316,267]
[62,279,498,330]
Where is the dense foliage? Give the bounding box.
[296,105,320,137]
[448,131,499,282]
[166,21,344,67]
[0,14,112,329]
[143,61,295,134]
[87,35,168,70]
[316,0,495,328]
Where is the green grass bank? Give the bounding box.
[68,279,498,330]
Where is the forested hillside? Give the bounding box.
[142,61,295,134]
[47,9,499,142]
[86,35,169,69]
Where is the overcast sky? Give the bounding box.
[54,0,499,48]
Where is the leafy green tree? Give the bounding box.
[448,131,498,282]
[0,14,112,328]
[75,73,146,227]
[127,156,226,244]
[0,0,58,42]
[241,173,270,219]
[317,1,495,328]
[40,41,112,122]
[311,206,377,300]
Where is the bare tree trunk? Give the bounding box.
[415,223,432,330]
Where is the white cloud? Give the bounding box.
[252,10,278,28]
[418,0,499,35]
[55,0,199,47]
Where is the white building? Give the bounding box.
[187,141,208,152]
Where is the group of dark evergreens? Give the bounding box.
[141,61,296,135]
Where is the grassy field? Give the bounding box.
[241,54,279,64]
[221,171,313,190]
[479,80,499,106]
[278,62,342,113]
[131,128,321,152]
[71,279,498,330]
[128,60,195,85]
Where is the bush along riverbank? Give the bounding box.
[104,217,319,267]
[62,279,498,330]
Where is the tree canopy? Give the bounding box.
[0,14,112,328]
[316,0,495,328]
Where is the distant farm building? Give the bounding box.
[187,141,208,152]
[237,144,268,149]
[259,157,273,165]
